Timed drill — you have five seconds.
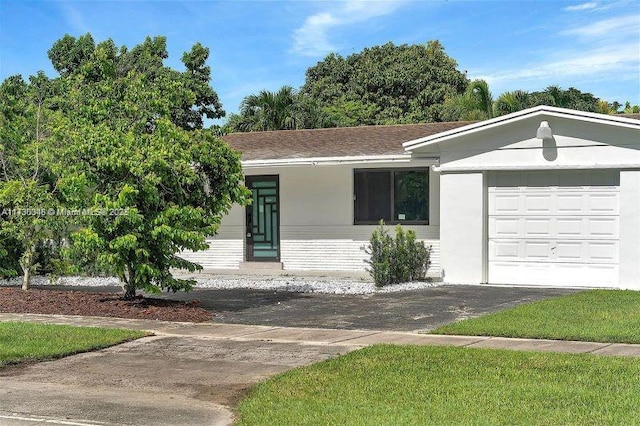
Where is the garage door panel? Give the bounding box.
[492,217,618,240]
[524,241,551,259]
[555,242,582,260]
[490,262,619,286]
[488,171,619,287]
[490,193,618,216]
[588,193,618,214]
[490,240,520,259]
[556,194,584,213]
[491,194,520,214]
[524,218,551,237]
[556,218,583,237]
[525,194,552,213]
[588,218,618,238]
[490,217,519,236]
[588,242,617,262]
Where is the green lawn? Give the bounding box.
[237,344,640,425]
[0,322,147,367]
[431,290,640,343]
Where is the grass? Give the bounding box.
[431,289,640,343]
[237,344,640,425]
[0,322,147,367]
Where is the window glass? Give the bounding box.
[354,170,391,222]
[354,169,428,224]
[394,170,428,221]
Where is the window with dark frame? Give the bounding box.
[354,168,429,225]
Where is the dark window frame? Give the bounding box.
[353,168,430,225]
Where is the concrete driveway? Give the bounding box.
[0,327,356,426]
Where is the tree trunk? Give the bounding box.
[20,244,36,291]
[122,264,137,300]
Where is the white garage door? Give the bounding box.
[488,170,619,287]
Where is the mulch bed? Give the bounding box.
[0,287,214,323]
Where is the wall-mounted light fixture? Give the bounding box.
[536,121,553,140]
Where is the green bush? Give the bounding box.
[365,221,431,287]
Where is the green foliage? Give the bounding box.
[302,41,468,124]
[445,83,622,121]
[67,121,248,298]
[0,72,68,287]
[365,222,393,286]
[365,221,431,287]
[441,79,494,121]
[226,85,332,132]
[494,89,534,116]
[2,33,247,297]
[622,101,640,114]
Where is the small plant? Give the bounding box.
[365,221,431,287]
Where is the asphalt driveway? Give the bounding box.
[44,284,577,332]
[157,284,577,332]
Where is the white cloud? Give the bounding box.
[291,0,407,57]
[564,2,598,12]
[561,15,640,37]
[478,43,639,84]
[291,12,341,57]
[56,2,89,34]
[473,12,639,100]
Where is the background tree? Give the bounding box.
[0,73,67,289]
[443,82,621,121]
[230,85,299,131]
[302,41,468,124]
[493,90,535,116]
[226,85,332,132]
[441,79,494,121]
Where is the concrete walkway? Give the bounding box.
[2,313,640,357]
[2,313,640,425]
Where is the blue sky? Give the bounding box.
[1,0,639,123]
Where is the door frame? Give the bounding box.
[245,175,281,262]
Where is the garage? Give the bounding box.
[488,170,620,286]
[403,106,640,289]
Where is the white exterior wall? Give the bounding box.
[619,170,640,289]
[439,172,485,284]
[422,112,640,288]
[181,160,442,276]
[435,116,640,172]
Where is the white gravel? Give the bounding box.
[0,275,440,295]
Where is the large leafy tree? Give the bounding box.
[0,73,67,289]
[2,34,247,297]
[302,41,468,124]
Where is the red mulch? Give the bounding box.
[0,287,214,323]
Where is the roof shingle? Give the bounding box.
[222,122,473,161]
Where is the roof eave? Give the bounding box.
[241,154,440,168]
[403,106,640,153]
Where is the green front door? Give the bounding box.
[246,175,280,261]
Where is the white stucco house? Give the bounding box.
[181,106,640,289]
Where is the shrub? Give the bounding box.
[365,221,431,287]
